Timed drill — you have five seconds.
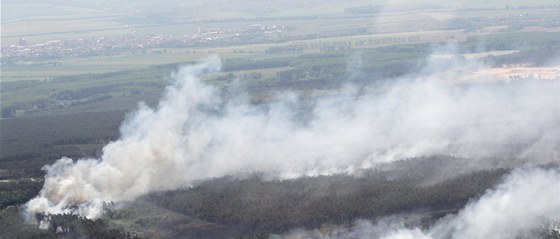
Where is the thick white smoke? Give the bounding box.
[275,167,560,239]
[24,54,560,223]
[430,167,560,239]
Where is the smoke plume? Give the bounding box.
[24,54,560,224]
[275,167,560,239]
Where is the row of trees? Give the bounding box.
[265,36,423,54]
[0,206,138,239]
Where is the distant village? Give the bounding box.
[1,24,289,65]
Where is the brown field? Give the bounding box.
[457,66,560,83]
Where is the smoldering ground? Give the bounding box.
[22,52,559,235]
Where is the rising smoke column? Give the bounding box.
[24,56,224,221]
[24,55,560,223]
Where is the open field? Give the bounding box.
[1,20,131,44]
[3,1,558,45]
[1,29,464,82]
[461,66,560,82]
[1,13,434,45]
[381,0,560,9]
[4,30,560,119]
[0,26,482,83]
[1,1,129,44]
[1,49,259,82]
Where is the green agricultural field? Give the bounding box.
[1,21,131,45]
[0,48,264,82]
[3,1,558,82]
[0,29,463,83]
[1,1,129,45]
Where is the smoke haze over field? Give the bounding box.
[24,54,560,229]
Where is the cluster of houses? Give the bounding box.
[1,24,289,65]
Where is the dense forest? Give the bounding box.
[0,155,517,239]
[145,157,511,237]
